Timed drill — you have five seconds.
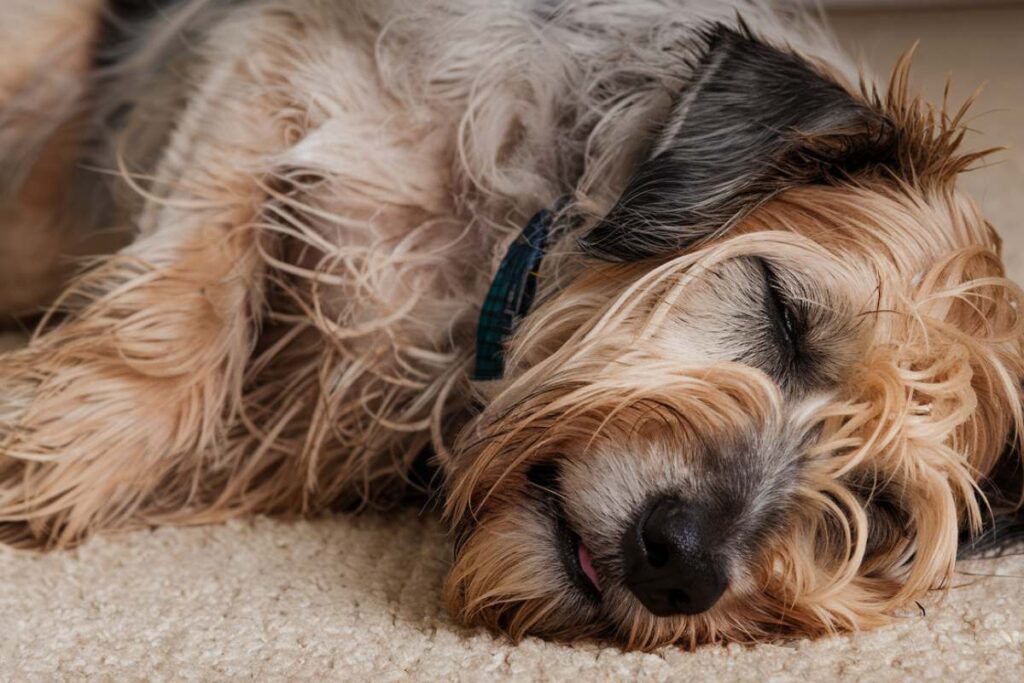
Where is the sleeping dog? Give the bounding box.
[0,0,1021,649]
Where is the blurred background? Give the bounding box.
[826,1,1024,273]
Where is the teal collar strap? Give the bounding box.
[473,207,555,381]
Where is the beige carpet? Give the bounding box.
[2,6,1024,681]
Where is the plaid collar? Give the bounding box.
[473,207,555,380]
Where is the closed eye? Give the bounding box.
[757,258,802,365]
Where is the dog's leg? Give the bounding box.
[0,197,266,547]
[0,0,108,317]
[0,10,292,546]
[0,2,476,545]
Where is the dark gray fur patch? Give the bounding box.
[581,23,897,261]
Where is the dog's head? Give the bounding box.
[443,25,1024,649]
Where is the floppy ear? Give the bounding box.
[581,24,897,261]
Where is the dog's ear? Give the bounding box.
[581,24,897,261]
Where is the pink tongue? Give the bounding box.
[577,541,601,592]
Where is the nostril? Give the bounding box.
[642,496,705,557]
[642,536,671,568]
[639,498,684,568]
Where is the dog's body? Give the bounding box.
[1,0,1021,650]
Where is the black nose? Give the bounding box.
[622,496,727,616]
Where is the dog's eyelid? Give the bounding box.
[757,258,803,350]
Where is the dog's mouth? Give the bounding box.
[527,462,602,600]
[578,537,601,591]
[553,505,602,599]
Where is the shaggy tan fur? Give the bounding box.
[0,0,1020,651]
